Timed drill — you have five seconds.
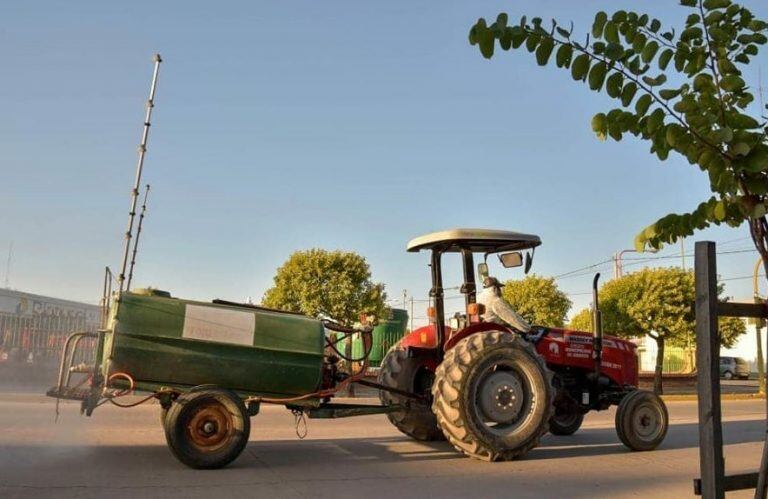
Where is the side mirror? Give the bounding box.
[498,252,523,268]
[477,262,489,281]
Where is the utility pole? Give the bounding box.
[3,241,12,289]
[755,256,766,396]
[409,296,414,332]
[680,237,686,271]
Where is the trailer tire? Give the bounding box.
[378,342,445,441]
[615,390,668,451]
[164,388,250,469]
[549,408,584,436]
[432,331,554,461]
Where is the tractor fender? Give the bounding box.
[400,322,514,352]
[443,322,515,350]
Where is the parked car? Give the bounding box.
[719,356,750,380]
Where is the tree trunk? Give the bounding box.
[653,336,665,395]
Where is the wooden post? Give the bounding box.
[695,241,725,499]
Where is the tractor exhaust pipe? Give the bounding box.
[592,273,603,382]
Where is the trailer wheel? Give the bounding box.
[432,331,554,461]
[378,342,445,441]
[615,390,668,451]
[549,408,584,436]
[164,388,250,469]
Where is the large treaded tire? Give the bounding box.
[378,343,445,441]
[164,388,250,469]
[432,331,554,462]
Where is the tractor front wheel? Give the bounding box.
[432,331,554,461]
[378,342,445,441]
[615,390,668,451]
[164,388,250,469]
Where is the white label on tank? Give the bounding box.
[182,305,255,346]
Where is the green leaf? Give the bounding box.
[716,58,738,75]
[713,200,726,221]
[525,32,540,52]
[650,19,661,33]
[632,33,647,53]
[730,113,760,129]
[658,49,674,70]
[571,53,590,81]
[555,44,573,68]
[712,127,734,143]
[641,41,660,63]
[588,61,608,90]
[592,11,608,38]
[621,82,638,106]
[510,26,527,48]
[647,108,666,133]
[606,72,623,98]
[635,94,653,115]
[535,37,555,65]
[659,88,682,100]
[591,112,608,140]
[642,74,668,86]
[703,0,731,9]
[731,142,750,156]
[604,43,624,60]
[680,0,696,7]
[720,74,745,91]
[604,21,619,43]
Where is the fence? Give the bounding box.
[0,311,99,365]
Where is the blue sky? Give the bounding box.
[2,1,767,324]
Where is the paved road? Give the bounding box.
[0,393,765,498]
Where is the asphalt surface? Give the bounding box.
[0,393,765,499]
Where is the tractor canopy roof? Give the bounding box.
[406,228,541,253]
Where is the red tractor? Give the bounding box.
[378,228,668,461]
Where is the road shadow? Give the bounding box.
[1,419,762,474]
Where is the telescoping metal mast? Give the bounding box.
[117,54,162,294]
[126,184,150,290]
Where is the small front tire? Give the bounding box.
[615,390,668,451]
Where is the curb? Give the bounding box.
[661,393,766,402]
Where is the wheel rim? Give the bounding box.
[473,362,533,435]
[186,400,232,452]
[631,402,664,442]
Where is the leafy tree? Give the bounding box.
[566,267,745,393]
[719,315,748,347]
[468,1,768,284]
[568,307,594,331]
[262,249,387,326]
[501,274,572,327]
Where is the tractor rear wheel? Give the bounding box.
[164,388,250,469]
[615,390,668,451]
[378,342,445,441]
[549,407,584,436]
[432,331,554,461]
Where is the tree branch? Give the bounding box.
[519,25,733,161]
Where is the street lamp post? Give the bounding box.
[613,248,659,279]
